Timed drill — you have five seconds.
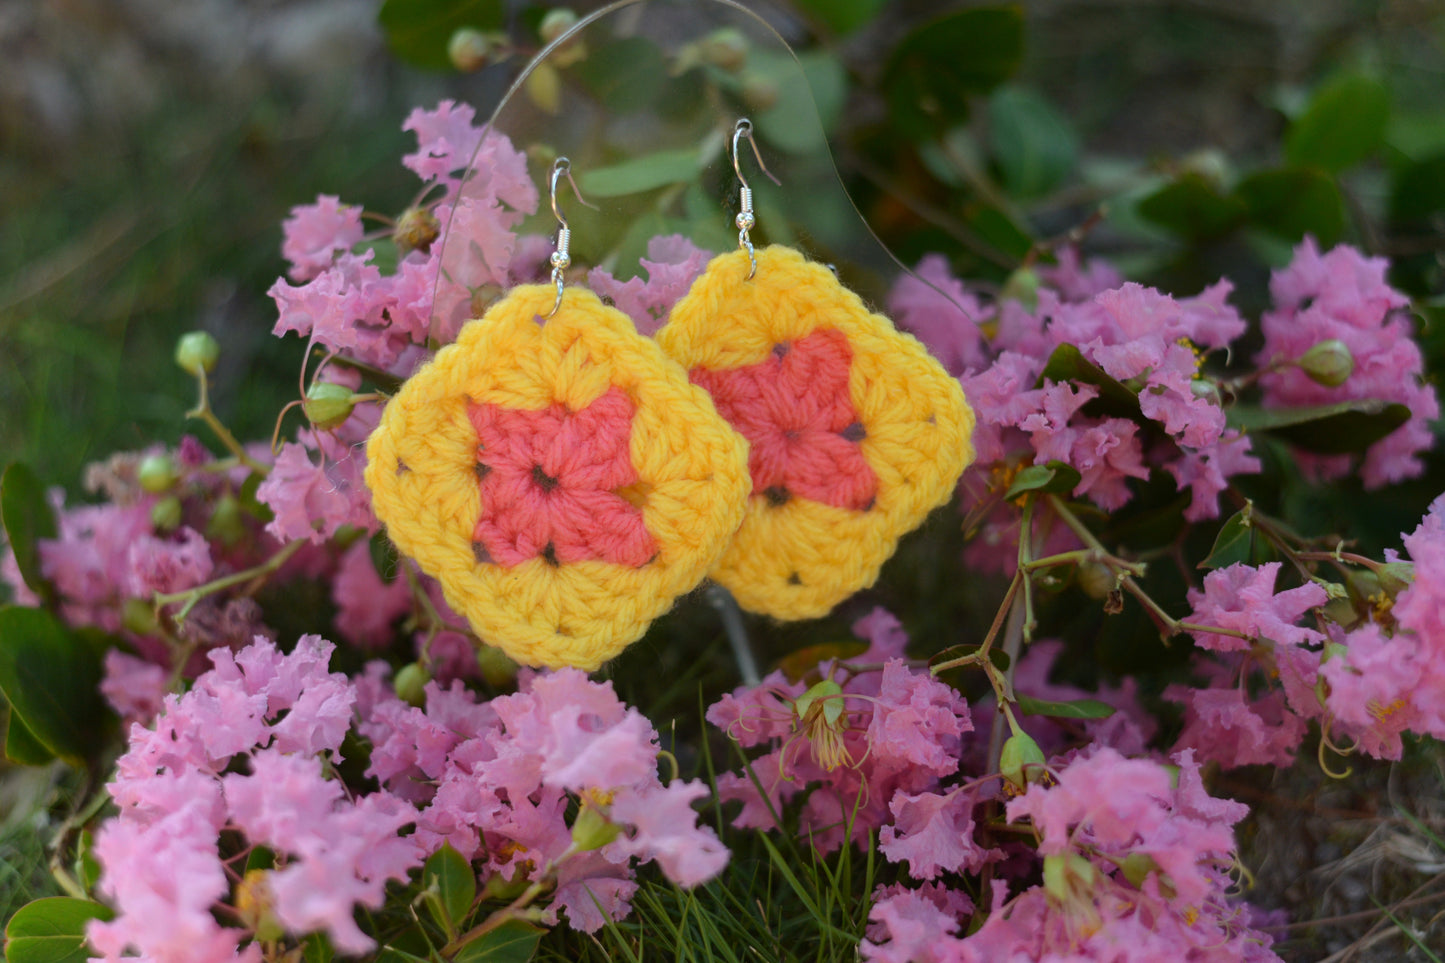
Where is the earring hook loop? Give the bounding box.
[545,157,597,319]
[731,119,780,281]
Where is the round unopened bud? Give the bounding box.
[137,454,179,494]
[477,644,518,688]
[206,494,246,548]
[1042,852,1098,904]
[1000,266,1040,310]
[1075,559,1115,600]
[121,597,160,636]
[539,8,579,45]
[448,28,492,72]
[999,731,1047,792]
[151,494,183,532]
[571,801,622,852]
[741,74,779,111]
[1119,851,1159,889]
[303,382,356,431]
[394,662,431,708]
[394,206,440,254]
[175,331,219,376]
[1297,339,1354,388]
[699,28,748,71]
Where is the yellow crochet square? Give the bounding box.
[657,245,976,620]
[365,284,751,670]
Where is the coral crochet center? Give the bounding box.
[691,328,878,512]
[468,386,656,568]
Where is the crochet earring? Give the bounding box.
[365,158,751,670]
[656,120,977,621]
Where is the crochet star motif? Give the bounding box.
[468,386,656,568]
[691,328,878,512]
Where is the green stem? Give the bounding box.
[1046,494,1254,643]
[930,571,1021,675]
[153,539,304,622]
[189,370,268,475]
[1018,496,1037,643]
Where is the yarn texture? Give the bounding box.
[658,245,975,619]
[365,284,751,670]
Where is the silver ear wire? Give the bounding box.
[545,157,596,319]
[731,119,780,281]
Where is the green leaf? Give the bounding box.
[793,0,886,34]
[1234,167,1344,245]
[571,37,669,114]
[576,148,701,198]
[4,897,113,963]
[1198,505,1275,570]
[2,463,59,605]
[882,5,1025,137]
[377,0,504,71]
[4,706,56,765]
[775,640,869,683]
[1229,400,1412,455]
[370,531,401,585]
[1136,172,1247,240]
[1389,153,1445,226]
[1003,462,1082,501]
[301,931,335,963]
[752,50,849,155]
[423,842,475,934]
[1037,344,1141,417]
[0,606,113,763]
[451,920,544,963]
[1016,695,1116,720]
[1285,74,1390,174]
[989,85,1077,199]
[963,204,1035,261]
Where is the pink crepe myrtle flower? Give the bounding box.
[888,254,988,376]
[280,194,364,282]
[587,234,714,337]
[1256,237,1438,488]
[92,636,424,958]
[331,539,412,648]
[357,667,729,933]
[1183,562,1327,653]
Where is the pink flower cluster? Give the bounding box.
[891,252,1258,542]
[89,636,420,962]
[863,749,1282,962]
[1257,237,1438,487]
[356,665,729,932]
[707,608,982,859]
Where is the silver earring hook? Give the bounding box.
[545,157,596,319]
[731,118,780,281]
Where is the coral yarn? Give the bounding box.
[658,245,976,620]
[365,284,751,670]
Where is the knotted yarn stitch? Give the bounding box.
[657,245,976,620]
[365,284,751,670]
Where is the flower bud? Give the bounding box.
[699,28,748,71]
[999,731,1047,792]
[570,799,622,852]
[741,74,779,111]
[1297,339,1354,388]
[1119,851,1159,888]
[539,8,579,45]
[137,454,179,494]
[1075,559,1115,600]
[174,331,219,377]
[394,662,431,708]
[206,494,246,548]
[477,644,519,688]
[303,382,356,431]
[1000,266,1040,310]
[448,28,492,72]
[151,494,183,532]
[394,206,441,256]
[121,597,159,636]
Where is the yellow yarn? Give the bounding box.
[364,284,751,670]
[657,245,976,620]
